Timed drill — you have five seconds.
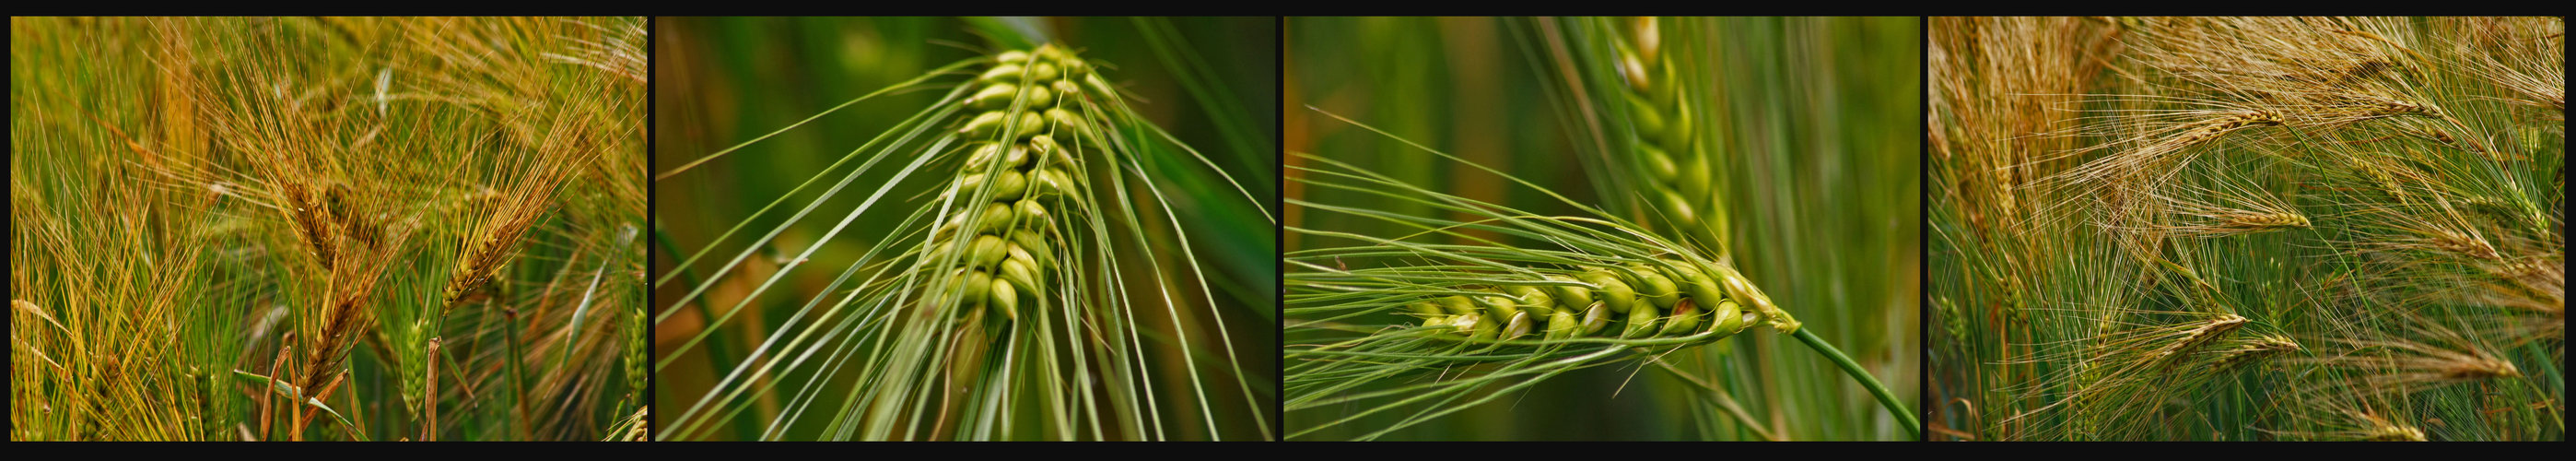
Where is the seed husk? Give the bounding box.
[1545,311,1581,339]
[959,269,994,308]
[1621,305,1661,338]
[1543,274,1591,312]
[990,280,1020,321]
[977,203,1016,234]
[1658,298,1703,336]
[1506,285,1555,316]
[1629,267,1680,309]
[999,257,1039,295]
[1008,230,1055,268]
[1027,63,1061,82]
[1706,298,1749,336]
[969,83,1020,110]
[978,64,1025,83]
[1411,301,1446,318]
[962,111,1008,136]
[1045,108,1089,137]
[1579,271,1636,313]
[969,234,1008,268]
[1501,312,1533,340]
[1013,112,1047,137]
[1438,295,1477,315]
[1579,301,1611,335]
[1476,293,1520,323]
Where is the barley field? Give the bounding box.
[10,17,649,441]
[1927,17,2563,441]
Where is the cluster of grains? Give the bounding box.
[1612,18,1727,253]
[625,301,646,403]
[2366,421,2429,442]
[2209,334,2301,372]
[281,182,337,269]
[937,45,1094,325]
[1407,262,1794,343]
[438,211,537,313]
[2220,211,2310,230]
[2151,314,2247,365]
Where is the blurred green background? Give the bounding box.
[1286,17,1919,440]
[651,17,1277,440]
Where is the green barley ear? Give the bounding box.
[625,292,648,406]
[1284,107,1905,440]
[1286,17,1914,441]
[653,18,1273,441]
[1612,18,1729,256]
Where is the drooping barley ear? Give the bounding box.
[2364,418,2428,442]
[2147,313,2248,371]
[438,170,562,313]
[289,183,413,436]
[2208,334,2301,372]
[298,278,379,396]
[1614,18,1727,255]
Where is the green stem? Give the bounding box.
[1791,328,1918,440]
